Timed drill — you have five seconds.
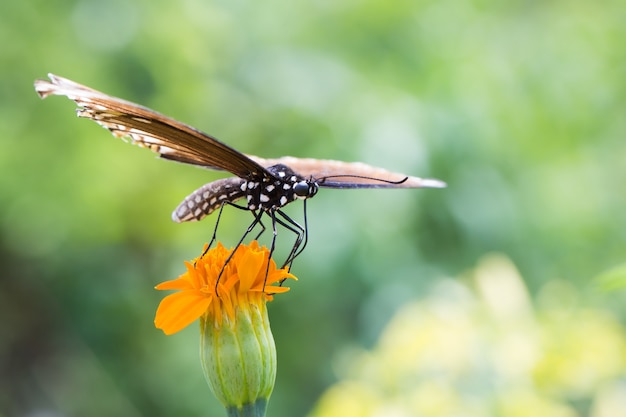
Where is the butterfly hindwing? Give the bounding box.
[249,156,447,189]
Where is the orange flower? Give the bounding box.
[154,241,296,335]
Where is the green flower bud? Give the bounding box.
[200,301,277,417]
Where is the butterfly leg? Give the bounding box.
[254,214,267,241]
[215,209,265,292]
[261,209,279,291]
[290,199,309,263]
[199,201,249,260]
[205,202,228,254]
[255,209,300,290]
[274,205,307,270]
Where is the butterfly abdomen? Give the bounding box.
[172,178,246,222]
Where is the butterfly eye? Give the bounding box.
[293,181,311,197]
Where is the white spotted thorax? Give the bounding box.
[172,164,319,222]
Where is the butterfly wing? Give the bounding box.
[249,156,446,189]
[34,74,268,179]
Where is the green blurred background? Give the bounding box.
[2,0,626,416]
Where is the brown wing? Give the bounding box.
[34,74,268,179]
[248,156,446,189]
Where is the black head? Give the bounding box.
[293,180,318,199]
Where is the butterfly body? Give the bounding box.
[173,164,318,222]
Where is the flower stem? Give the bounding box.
[225,398,268,417]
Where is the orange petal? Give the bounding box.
[154,291,212,335]
[238,249,265,291]
[254,285,291,294]
[155,276,194,291]
[264,270,296,286]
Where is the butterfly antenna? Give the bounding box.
[319,174,410,185]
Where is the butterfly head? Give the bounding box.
[293,180,318,200]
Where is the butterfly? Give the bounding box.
[34,74,445,268]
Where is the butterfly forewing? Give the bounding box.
[35,74,446,191]
[34,74,269,180]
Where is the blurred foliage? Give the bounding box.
[596,263,626,291]
[1,0,625,416]
[309,255,626,417]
